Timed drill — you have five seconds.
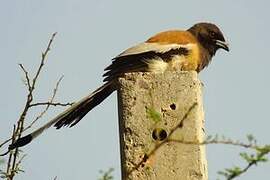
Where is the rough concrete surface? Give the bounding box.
[117,71,207,180]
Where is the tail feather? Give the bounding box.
[54,81,115,128]
[9,82,115,150]
[9,134,32,150]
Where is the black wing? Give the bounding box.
[103,47,188,82]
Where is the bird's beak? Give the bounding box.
[215,40,229,51]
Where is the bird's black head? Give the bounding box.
[188,22,229,56]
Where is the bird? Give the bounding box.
[9,22,229,150]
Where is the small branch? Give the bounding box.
[0,33,58,180]
[29,75,73,109]
[169,138,257,150]
[0,75,71,150]
[19,64,31,93]
[226,163,255,180]
[30,102,73,107]
[15,32,58,137]
[218,145,270,180]
[23,76,67,132]
[31,32,57,92]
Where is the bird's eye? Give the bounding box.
[210,31,216,37]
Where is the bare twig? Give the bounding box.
[30,102,73,107]
[31,32,57,93]
[0,33,58,180]
[23,76,72,132]
[0,76,73,150]
[19,64,31,92]
[169,138,257,150]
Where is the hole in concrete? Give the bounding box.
[152,130,158,141]
[170,103,176,110]
[152,128,167,141]
[159,129,167,140]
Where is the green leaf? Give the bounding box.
[146,107,162,123]
[240,152,253,163]
[256,145,270,154]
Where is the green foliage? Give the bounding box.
[218,135,270,180]
[218,166,242,179]
[98,168,114,180]
[146,107,162,123]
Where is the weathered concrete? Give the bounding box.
[117,71,207,180]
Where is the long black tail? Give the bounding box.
[9,81,115,150]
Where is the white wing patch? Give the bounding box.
[144,58,168,73]
[144,55,188,73]
[117,42,195,58]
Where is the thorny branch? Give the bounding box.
[0,33,72,180]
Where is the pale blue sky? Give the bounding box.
[1,0,270,179]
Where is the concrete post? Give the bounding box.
[117,71,207,180]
